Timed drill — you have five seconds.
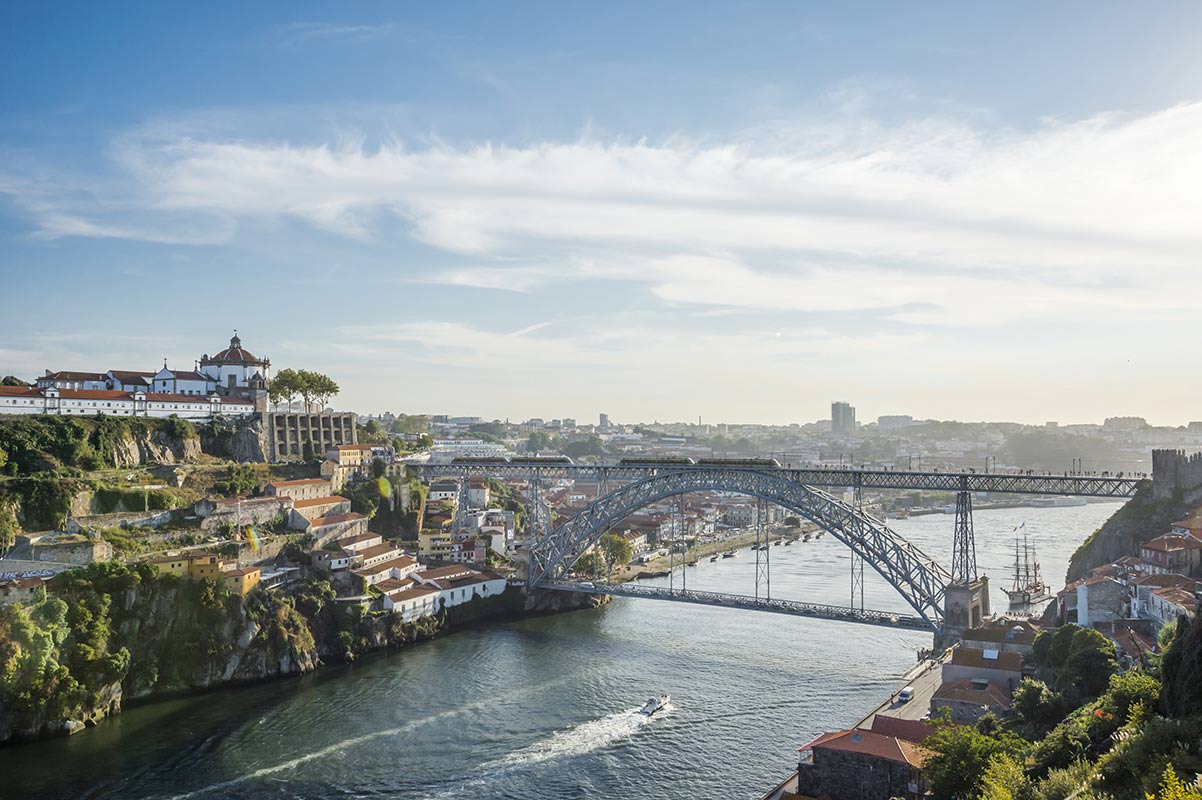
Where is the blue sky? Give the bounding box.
[3,2,1202,425]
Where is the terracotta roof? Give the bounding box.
[269,479,331,488]
[799,728,929,768]
[334,444,374,451]
[933,679,1013,709]
[868,715,936,744]
[1151,586,1196,609]
[161,370,212,382]
[949,646,1023,672]
[108,370,155,381]
[352,553,418,577]
[293,495,349,509]
[1132,573,1197,589]
[338,533,381,547]
[416,565,477,580]
[42,370,108,382]
[224,567,260,577]
[963,620,1040,646]
[0,386,44,397]
[387,585,441,602]
[309,512,366,528]
[376,577,416,592]
[357,542,403,560]
[1142,533,1202,553]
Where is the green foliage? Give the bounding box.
[1014,677,1063,729]
[1034,624,1119,700]
[1160,612,1202,718]
[923,714,1030,799]
[0,501,18,551]
[270,368,339,412]
[1146,764,1202,800]
[562,436,606,459]
[782,515,801,528]
[980,753,1029,800]
[1,375,30,386]
[213,464,258,497]
[525,431,558,452]
[389,414,429,435]
[1029,715,1092,775]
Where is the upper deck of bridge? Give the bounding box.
[406,458,1144,498]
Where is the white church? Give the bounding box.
[0,332,271,420]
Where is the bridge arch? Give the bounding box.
[528,468,953,629]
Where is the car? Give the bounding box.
[898,686,915,702]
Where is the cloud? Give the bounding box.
[274,22,394,47]
[8,102,1202,326]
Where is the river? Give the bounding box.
[1,502,1120,799]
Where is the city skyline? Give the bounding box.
[4,3,1202,424]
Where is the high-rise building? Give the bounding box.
[831,401,856,437]
[599,413,611,428]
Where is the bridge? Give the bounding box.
[409,459,1143,639]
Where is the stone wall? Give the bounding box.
[32,537,113,565]
[795,748,916,800]
[269,412,357,462]
[1153,449,1202,503]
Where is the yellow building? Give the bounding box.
[418,530,455,560]
[147,554,192,577]
[222,567,261,596]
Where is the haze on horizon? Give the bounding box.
[2,2,1201,427]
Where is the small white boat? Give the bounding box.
[639,695,670,716]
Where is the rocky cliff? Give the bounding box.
[1066,483,1188,583]
[109,425,202,467]
[0,566,533,746]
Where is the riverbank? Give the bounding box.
[607,527,802,582]
[0,565,599,747]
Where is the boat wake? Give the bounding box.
[418,703,674,800]
[484,703,674,771]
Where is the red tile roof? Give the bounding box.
[932,679,1013,709]
[799,728,929,768]
[293,495,349,509]
[868,715,935,744]
[1144,533,1202,552]
[42,370,108,382]
[309,512,366,528]
[268,479,330,488]
[949,647,1023,672]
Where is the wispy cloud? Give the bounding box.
[7,102,1202,329]
[274,22,394,47]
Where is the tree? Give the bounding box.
[598,532,633,567]
[1,375,29,386]
[1147,764,1202,800]
[1064,627,1119,697]
[1013,677,1057,727]
[783,516,801,528]
[979,753,1029,800]
[302,370,339,410]
[526,431,557,452]
[563,436,606,459]
[923,715,1027,800]
[269,368,302,409]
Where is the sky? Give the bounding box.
[3,2,1202,426]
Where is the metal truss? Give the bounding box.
[540,580,932,632]
[412,462,1142,498]
[527,468,953,629]
[950,483,979,584]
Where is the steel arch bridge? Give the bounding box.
[527,467,953,630]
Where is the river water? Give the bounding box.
[2,502,1119,800]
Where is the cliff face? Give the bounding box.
[0,567,319,745]
[1066,484,1188,583]
[110,425,202,467]
[198,417,269,463]
[0,570,532,746]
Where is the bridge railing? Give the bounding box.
[541,579,933,632]
[407,462,1142,498]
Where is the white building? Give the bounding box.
[151,366,217,396]
[0,386,254,420]
[198,332,271,393]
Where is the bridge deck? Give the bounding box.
[540,580,934,632]
[409,462,1141,497]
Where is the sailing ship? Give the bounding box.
[1003,528,1050,606]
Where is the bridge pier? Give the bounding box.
[940,577,990,646]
